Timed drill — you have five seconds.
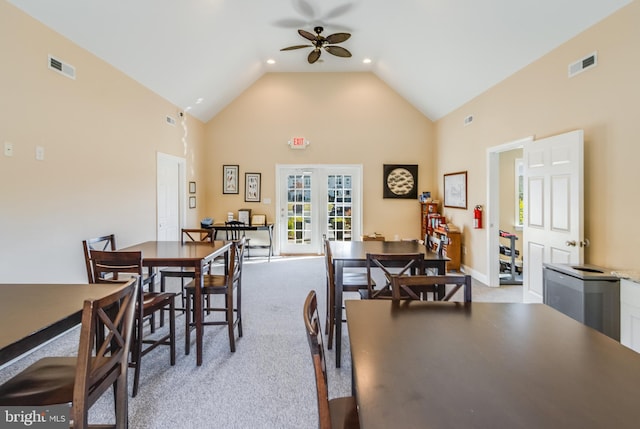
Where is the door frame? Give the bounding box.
[275,164,363,255]
[156,152,186,240]
[486,136,533,287]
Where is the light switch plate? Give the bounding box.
[4,142,13,157]
[35,145,45,161]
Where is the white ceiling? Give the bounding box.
[8,0,631,122]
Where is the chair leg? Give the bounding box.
[237,280,243,338]
[114,371,129,428]
[327,281,336,350]
[227,290,236,353]
[169,301,176,366]
[131,318,143,398]
[185,293,192,355]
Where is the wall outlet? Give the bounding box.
[462,245,467,254]
[4,141,13,157]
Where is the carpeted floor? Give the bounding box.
[0,256,522,428]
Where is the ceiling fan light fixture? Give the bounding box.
[281,25,352,64]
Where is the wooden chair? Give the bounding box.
[0,279,138,428]
[391,274,473,302]
[160,228,214,312]
[91,250,176,398]
[304,290,360,429]
[184,238,244,354]
[365,253,424,299]
[225,220,250,257]
[82,234,116,283]
[324,238,371,350]
[83,233,156,291]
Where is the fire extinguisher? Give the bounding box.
[473,205,483,229]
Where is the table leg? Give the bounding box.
[334,259,344,368]
[194,262,203,366]
[436,261,446,300]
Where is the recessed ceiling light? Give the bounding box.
[267,59,276,65]
[195,98,204,104]
[363,58,372,64]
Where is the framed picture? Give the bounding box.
[189,181,196,194]
[444,171,467,209]
[238,209,251,225]
[189,196,196,209]
[245,172,261,202]
[223,165,239,194]
[383,164,418,199]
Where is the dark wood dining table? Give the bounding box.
[346,299,640,429]
[329,240,449,367]
[119,240,232,366]
[0,283,124,366]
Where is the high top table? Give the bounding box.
[209,223,274,261]
[329,240,449,367]
[0,283,124,366]
[119,240,232,366]
[347,300,640,429]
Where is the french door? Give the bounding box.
[277,165,362,254]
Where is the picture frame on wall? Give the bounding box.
[223,165,239,194]
[245,172,261,202]
[383,164,418,199]
[444,171,467,209]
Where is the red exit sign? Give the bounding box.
[291,137,308,149]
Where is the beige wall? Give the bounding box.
[204,72,436,242]
[0,1,207,282]
[436,1,640,278]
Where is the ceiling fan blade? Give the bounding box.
[308,49,321,64]
[325,32,351,44]
[323,3,355,20]
[280,45,313,51]
[298,29,317,41]
[324,45,352,58]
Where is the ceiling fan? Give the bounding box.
[280,26,351,64]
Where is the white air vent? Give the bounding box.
[165,115,176,126]
[568,52,597,78]
[48,55,76,79]
[463,115,474,126]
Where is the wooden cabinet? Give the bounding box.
[421,203,461,272]
[427,227,461,272]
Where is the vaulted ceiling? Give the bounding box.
[8,0,631,123]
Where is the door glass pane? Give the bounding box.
[287,174,312,244]
[327,174,352,241]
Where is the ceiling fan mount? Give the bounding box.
[280,26,352,64]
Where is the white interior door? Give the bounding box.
[157,153,186,240]
[523,130,584,302]
[276,164,362,254]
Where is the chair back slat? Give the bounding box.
[366,253,424,299]
[82,234,116,283]
[181,228,213,243]
[390,274,473,302]
[72,278,137,428]
[225,220,247,241]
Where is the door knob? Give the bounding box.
[565,240,577,247]
[580,239,590,248]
